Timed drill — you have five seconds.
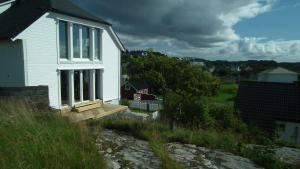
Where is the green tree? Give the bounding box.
[127,51,220,128]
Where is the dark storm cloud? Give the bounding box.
[73,0,272,48]
[69,0,300,62]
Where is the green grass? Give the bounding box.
[0,99,106,169]
[96,119,297,169]
[211,82,238,104]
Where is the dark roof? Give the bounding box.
[0,0,12,3]
[131,81,149,90]
[124,81,149,91]
[235,81,300,132]
[0,0,111,40]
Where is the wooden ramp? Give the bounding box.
[62,104,128,123]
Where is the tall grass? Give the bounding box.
[0,99,105,169]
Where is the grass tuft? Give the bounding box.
[0,99,105,169]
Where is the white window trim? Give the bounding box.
[58,19,104,64]
[59,69,103,108]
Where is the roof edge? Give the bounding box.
[0,0,16,6]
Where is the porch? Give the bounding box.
[61,102,128,122]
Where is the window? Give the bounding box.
[83,70,91,100]
[74,70,81,102]
[278,124,286,132]
[73,24,80,58]
[125,84,131,91]
[60,70,69,105]
[59,21,68,59]
[94,29,101,60]
[82,26,90,59]
[95,70,101,99]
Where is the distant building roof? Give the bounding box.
[130,81,149,90]
[123,81,149,91]
[259,67,298,75]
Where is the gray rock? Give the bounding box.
[273,147,300,164]
[107,148,113,154]
[98,130,161,169]
[247,144,300,165]
[166,143,263,169]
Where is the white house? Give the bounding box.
[0,0,125,110]
[257,67,298,83]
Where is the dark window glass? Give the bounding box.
[73,24,80,58]
[74,70,81,102]
[82,26,90,59]
[60,70,69,105]
[95,29,101,60]
[59,21,68,59]
[95,70,101,99]
[83,70,90,100]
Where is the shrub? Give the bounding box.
[120,99,130,106]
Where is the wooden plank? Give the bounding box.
[74,100,102,108]
[73,102,102,113]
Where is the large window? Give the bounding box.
[83,70,91,100]
[60,70,69,105]
[59,20,103,61]
[94,29,101,60]
[82,26,90,59]
[59,21,68,59]
[73,24,80,58]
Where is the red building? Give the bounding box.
[121,81,156,100]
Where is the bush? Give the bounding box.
[208,105,247,131]
[120,99,130,106]
[0,99,105,169]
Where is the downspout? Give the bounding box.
[21,39,29,86]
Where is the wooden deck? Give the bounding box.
[61,104,128,122]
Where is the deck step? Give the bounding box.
[74,100,103,108]
[73,100,103,113]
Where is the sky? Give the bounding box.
[73,0,300,62]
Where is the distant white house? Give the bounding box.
[257,67,298,83]
[0,0,125,109]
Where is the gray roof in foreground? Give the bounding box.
[0,0,111,40]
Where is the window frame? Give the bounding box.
[94,28,103,61]
[58,19,103,63]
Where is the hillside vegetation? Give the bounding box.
[0,99,105,169]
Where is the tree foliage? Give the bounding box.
[126,52,220,128]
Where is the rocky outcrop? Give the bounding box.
[166,143,263,169]
[273,147,300,164]
[96,130,161,169]
[96,130,266,169]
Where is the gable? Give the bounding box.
[0,0,125,51]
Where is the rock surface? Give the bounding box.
[96,130,161,169]
[273,147,300,164]
[166,143,263,169]
[96,130,267,169]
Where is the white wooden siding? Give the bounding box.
[0,40,25,87]
[102,30,121,102]
[15,12,121,108]
[17,13,60,108]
